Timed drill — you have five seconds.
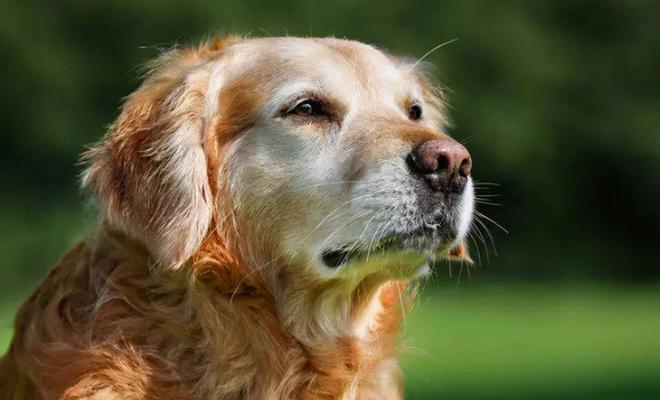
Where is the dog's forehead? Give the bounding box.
[225,37,414,98]
[252,37,397,70]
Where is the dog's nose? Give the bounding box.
[408,139,472,192]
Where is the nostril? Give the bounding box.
[437,153,451,171]
[459,157,472,177]
[408,145,440,174]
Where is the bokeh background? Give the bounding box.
[2,1,659,398]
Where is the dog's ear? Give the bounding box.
[81,45,231,268]
[442,240,473,264]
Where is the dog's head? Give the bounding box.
[83,37,473,282]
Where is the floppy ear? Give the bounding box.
[81,54,216,268]
[442,240,473,264]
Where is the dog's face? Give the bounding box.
[83,37,473,282]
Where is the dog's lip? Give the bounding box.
[321,226,454,268]
[321,235,403,268]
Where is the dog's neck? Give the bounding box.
[192,235,413,397]
[90,228,411,398]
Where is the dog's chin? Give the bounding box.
[320,225,460,279]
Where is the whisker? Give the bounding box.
[457,261,463,285]
[310,209,375,263]
[303,190,388,240]
[459,135,475,145]
[407,38,458,71]
[470,221,490,262]
[467,231,482,266]
[346,212,382,253]
[474,210,509,234]
[464,259,472,281]
[365,214,394,261]
[473,214,498,256]
[475,200,501,207]
[293,177,388,191]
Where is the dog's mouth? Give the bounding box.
[322,236,404,268]
[321,225,455,269]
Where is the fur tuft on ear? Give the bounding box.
[442,240,473,264]
[80,41,236,268]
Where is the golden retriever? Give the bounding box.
[0,36,473,399]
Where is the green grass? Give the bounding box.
[401,284,660,399]
[2,284,659,399]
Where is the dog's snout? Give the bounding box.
[408,139,472,192]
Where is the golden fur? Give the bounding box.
[0,36,472,399]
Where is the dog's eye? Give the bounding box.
[290,99,326,117]
[408,104,423,121]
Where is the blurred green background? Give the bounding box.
[1,1,659,398]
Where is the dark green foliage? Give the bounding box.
[3,1,658,288]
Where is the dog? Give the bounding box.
[0,36,474,399]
